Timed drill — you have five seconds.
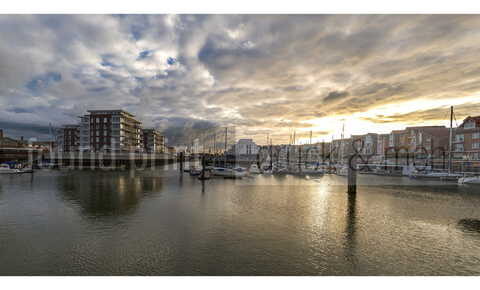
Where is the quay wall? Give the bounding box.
[44,152,176,169]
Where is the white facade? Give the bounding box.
[234,139,259,155]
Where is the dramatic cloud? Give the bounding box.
[1,15,480,144]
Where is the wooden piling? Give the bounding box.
[179,152,184,172]
[347,154,357,194]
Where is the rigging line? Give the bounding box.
[453,111,459,128]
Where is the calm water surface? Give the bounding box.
[1,166,480,275]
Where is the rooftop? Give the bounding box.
[87,109,136,118]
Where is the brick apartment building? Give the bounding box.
[82,110,144,152]
[404,126,450,158]
[381,126,449,158]
[56,110,166,153]
[56,125,80,152]
[376,134,390,157]
[453,116,480,160]
[142,128,165,153]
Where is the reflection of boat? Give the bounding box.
[335,164,348,176]
[299,164,324,176]
[198,169,212,180]
[18,167,34,173]
[262,169,273,175]
[99,165,126,171]
[212,167,248,179]
[0,164,20,174]
[35,162,58,169]
[458,219,480,233]
[189,166,201,176]
[458,176,480,185]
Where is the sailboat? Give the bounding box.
[409,106,462,180]
[335,121,348,177]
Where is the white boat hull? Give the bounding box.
[459,176,480,184]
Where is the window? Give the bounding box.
[455,134,465,142]
[473,143,480,149]
[455,144,464,152]
[474,152,480,160]
[473,132,480,139]
[464,121,475,129]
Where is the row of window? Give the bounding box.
[455,133,480,142]
[454,143,480,151]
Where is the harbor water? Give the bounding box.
[1,166,480,275]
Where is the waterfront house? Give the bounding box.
[453,116,480,160]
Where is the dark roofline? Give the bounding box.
[87,110,136,118]
[459,115,480,128]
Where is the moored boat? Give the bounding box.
[248,164,261,174]
[212,167,248,179]
[458,176,480,185]
[409,170,463,180]
[0,163,20,174]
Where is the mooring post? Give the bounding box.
[200,153,206,179]
[179,152,184,173]
[347,154,357,194]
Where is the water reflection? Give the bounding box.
[56,171,163,217]
[457,219,480,234]
[344,193,357,272]
[3,171,480,275]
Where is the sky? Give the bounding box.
[1,15,480,145]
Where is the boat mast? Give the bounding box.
[340,121,345,163]
[213,132,216,165]
[224,127,228,167]
[449,106,453,174]
[269,138,273,169]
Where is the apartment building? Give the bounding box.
[82,110,144,152]
[376,134,390,157]
[142,128,165,153]
[56,125,80,152]
[350,133,378,155]
[453,116,480,160]
[330,138,353,161]
[231,139,259,155]
[404,126,449,158]
[389,130,408,150]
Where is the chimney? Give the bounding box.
[20,136,24,141]
[0,129,3,139]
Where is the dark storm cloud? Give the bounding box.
[0,120,53,139]
[323,91,349,103]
